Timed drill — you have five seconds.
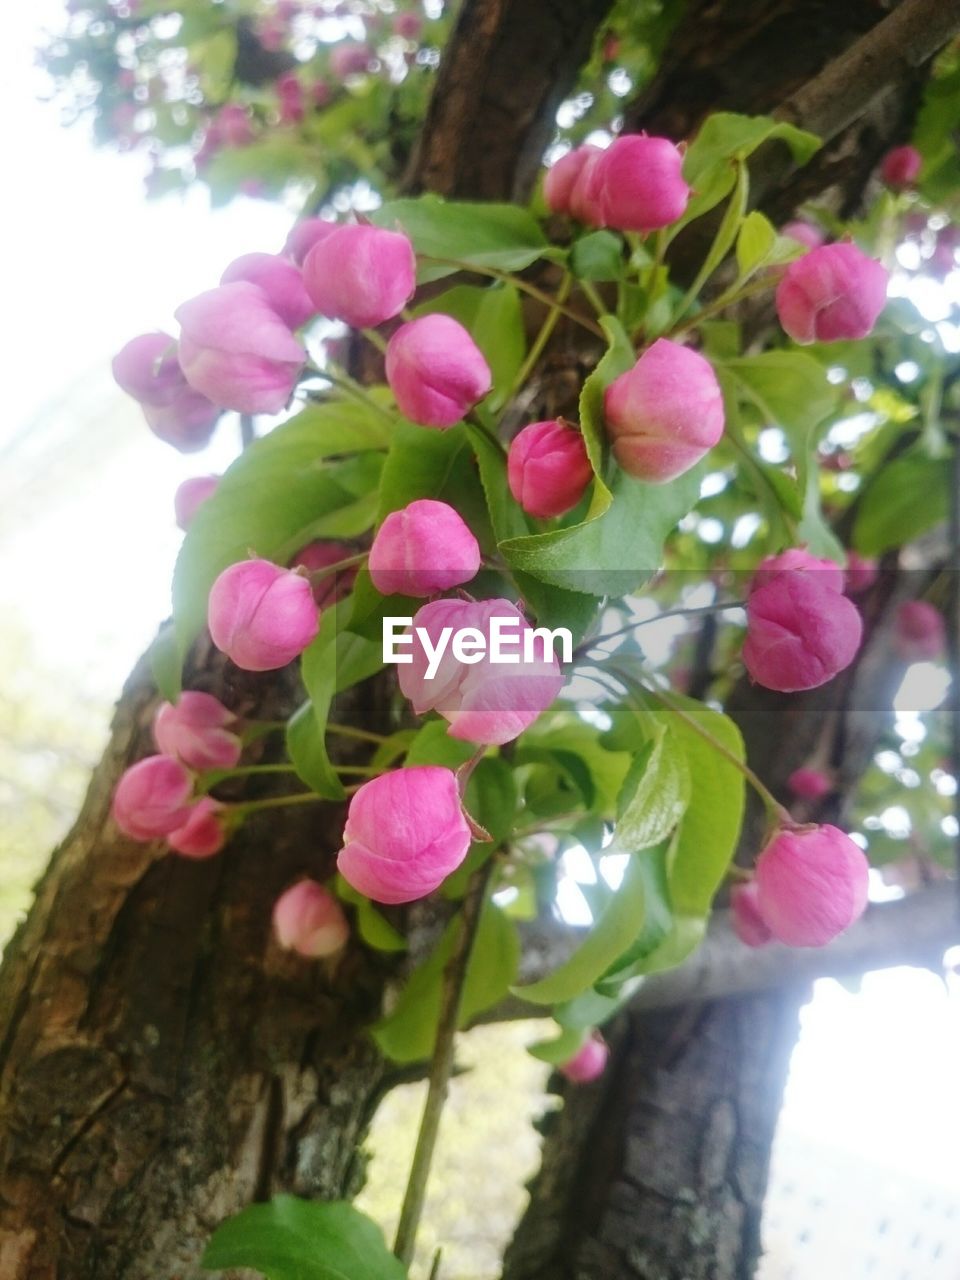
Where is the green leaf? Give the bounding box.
[736,210,777,277]
[853,453,951,555]
[414,284,525,407]
[287,701,343,799]
[372,196,549,283]
[200,1196,406,1280]
[336,876,406,953]
[527,1023,587,1065]
[613,722,691,853]
[404,719,476,769]
[571,230,624,282]
[464,756,518,844]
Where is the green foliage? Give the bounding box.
[853,452,952,555]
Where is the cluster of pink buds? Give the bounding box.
[545,134,689,233]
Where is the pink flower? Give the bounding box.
[776,243,889,344]
[544,146,600,218]
[893,600,945,661]
[560,1033,608,1083]
[176,283,305,414]
[273,879,350,956]
[507,419,592,518]
[174,475,219,530]
[386,314,492,428]
[167,798,227,859]
[752,548,845,597]
[112,755,194,841]
[276,72,305,124]
[329,42,372,79]
[213,103,254,148]
[755,824,869,947]
[567,146,606,225]
[781,221,825,251]
[743,573,862,692]
[112,332,221,452]
[302,224,416,328]
[844,552,879,595]
[368,499,481,596]
[153,691,242,771]
[208,559,319,671]
[220,253,316,329]
[880,145,922,190]
[392,11,422,39]
[398,598,565,746]
[730,883,773,948]
[290,540,358,606]
[604,339,724,482]
[787,767,832,801]
[590,134,690,233]
[283,217,337,266]
[337,766,472,904]
[141,390,222,452]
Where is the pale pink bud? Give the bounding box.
[507,420,592,518]
[176,282,306,414]
[559,1033,608,1083]
[730,883,773,948]
[368,499,481,596]
[752,548,845,596]
[567,147,606,225]
[214,103,254,147]
[273,879,350,956]
[744,573,863,692]
[174,475,219,530]
[290,540,357,606]
[153,691,242,771]
[283,217,337,266]
[255,14,288,51]
[893,600,945,661]
[337,766,471,904]
[385,314,491,428]
[392,12,422,39]
[112,332,182,404]
[398,598,565,746]
[329,42,372,79]
[167,797,227,859]
[591,134,690,233]
[112,755,194,841]
[220,253,316,329]
[143,390,222,452]
[844,552,879,594]
[781,220,824,251]
[755,824,869,947]
[544,146,599,217]
[880,145,922,190]
[302,224,416,328]
[208,559,319,671]
[787,767,832,801]
[604,339,724,482]
[776,243,889,345]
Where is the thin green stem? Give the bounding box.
[232,792,325,819]
[362,327,389,354]
[333,764,382,776]
[578,278,607,319]
[304,552,368,583]
[314,364,395,422]
[500,271,574,409]
[327,722,389,744]
[667,277,772,339]
[574,600,746,658]
[199,763,298,793]
[467,411,508,457]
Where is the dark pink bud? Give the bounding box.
[255,14,288,51]
[220,253,316,329]
[880,145,922,191]
[604,339,724,482]
[213,103,254,147]
[303,224,416,328]
[167,797,227,859]
[337,767,472,904]
[273,879,350,956]
[290,540,357,606]
[329,43,372,79]
[560,1033,608,1083]
[787,767,832,801]
[752,548,845,596]
[385,314,492,427]
[844,552,879,595]
[368,499,480,596]
[744,573,863,692]
[755,824,869,947]
[153,691,242,771]
[283,217,337,266]
[781,221,824,251]
[312,80,333,108]
[507,420,592,518]
[392,11,422,39]
[730,883,773,948]
[208,559,319,671]
[112,755,194,841]
[893,600,945,661]
[776,243,888,345]
[591,134,690,233]
[174,475,219,530]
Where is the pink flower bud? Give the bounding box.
[112,755,194,841]
[276,72,305,124]
[559,1033,608,1083]
[255,14,288,51]
[329,42,372,79]
[273,879,350,956]
[591,134,690,233]
[167,797,227,859]
[312,79,333,108]
[730,883,773,948]
[153,691,242,771]
[113,333,222,450]
[213,103,254,148]
[385,315,492,428]
[755,824,869,947]
[893,600,945,661]
[567,146,606,225]
[787,767,832,801]
[220,253,316,329]
[393,11,422,39]
[398,598,565,746]
[290,540,357,606]
[880,145,922,190]
[174,475,219,530]
[337,766,472,904]
[604,339,724,482]
[368,499,481,596]
[781,220,824,251]
[176,282,306,415]
[507,420,592,518]
[144,390,222,452]
[744,573,863,692]
[543,146,599,218]
[208,559,319,670]
[776,243,889,345]
[283,217,337,266]
[844,551,879,594]
[752,548,845,596]
[302,224,416,328]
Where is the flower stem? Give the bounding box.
[303,552,368,583]
[327,722,389,744]
[231,792,325,819]
[500,271,573,408]
[362,327,389,354]
[198,762,298,794]
[573,599,746,658]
